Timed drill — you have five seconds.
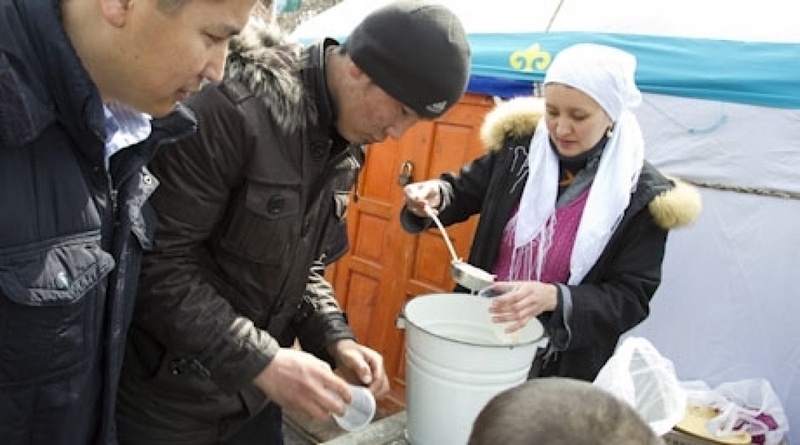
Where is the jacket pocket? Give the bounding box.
[147,349,221,400]
[0,234,115,386]
[126,168,160,252]
[218,182,299,264]
[332,190,350,221]
[321,191,351,264]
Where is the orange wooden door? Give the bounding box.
[326,94,495,412]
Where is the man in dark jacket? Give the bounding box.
[115,1,471,444]
[0,1,255,444]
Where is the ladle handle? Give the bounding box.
[424,204,459,262]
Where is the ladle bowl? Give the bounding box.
[451,260,495,293]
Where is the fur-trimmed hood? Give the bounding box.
[223,19,316,134]
[479,97,702,230]
[480,96,545,151]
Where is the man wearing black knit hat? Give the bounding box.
[116,1,470,444]
[344,0,471,120]
[330,0,471,143]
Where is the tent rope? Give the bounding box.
[679,178,800,200]
[545,0,567,32]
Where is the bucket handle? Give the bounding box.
[396,312,407,330]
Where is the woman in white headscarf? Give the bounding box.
[401,43,701,380]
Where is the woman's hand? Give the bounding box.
[403,180,442,217]
[486,281,558,333]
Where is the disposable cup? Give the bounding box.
[478,285,520,344]
[331,384,376,432]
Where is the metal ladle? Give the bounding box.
[424,205,495,293]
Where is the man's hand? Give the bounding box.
[327,339,390,398]
[252,348,350,420]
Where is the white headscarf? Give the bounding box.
[513,43,645,284]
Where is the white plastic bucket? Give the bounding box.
[397,293,547,445]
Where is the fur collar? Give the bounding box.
[480,97,545,151]
[648,177,702,229]
[224,20,314,134]
[479,97,701,230]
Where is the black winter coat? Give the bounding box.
[0,1,195,444]
[117,29,362,437]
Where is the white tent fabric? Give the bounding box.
[631,95,800,444]
[292,0,799,42]
[291,1,800,440]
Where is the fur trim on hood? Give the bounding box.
[648,177,702,229]
[224,19,315,134]
[479,97,702,230]
[480,97,544,151]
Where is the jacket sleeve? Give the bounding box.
[293,258,356,366]
[294,148,360,364]
[134,86,279,394]
[400,148,501,233]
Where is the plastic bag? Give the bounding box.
[592,337,686,436]
[681,379,789,445]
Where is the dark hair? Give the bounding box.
[468,377,665,445]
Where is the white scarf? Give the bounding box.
[512,44,645,285]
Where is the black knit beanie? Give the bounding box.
[343,0,471,119]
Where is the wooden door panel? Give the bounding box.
[337,260,380,344]
[359,138,403,199]
[349,208,390,262]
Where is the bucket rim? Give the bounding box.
[400,293,546,348]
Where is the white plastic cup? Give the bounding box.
[489,314,517,344]
[331,384,376,432]
[479,284,520,344]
